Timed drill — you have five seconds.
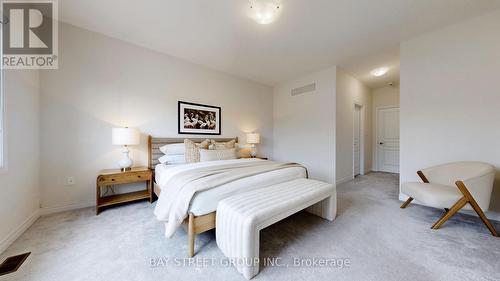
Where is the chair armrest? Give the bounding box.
[459,172,495,211]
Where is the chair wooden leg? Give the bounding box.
[188,213,195,258]
[417,171,429,183]
[456,181,498,237]
[431,196,468,230]
[469,201,499,237]
[432,208,452,229]
[400,171,426,209]
[400,197,413,209]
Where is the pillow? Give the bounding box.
[184,139,211,163]
[235,143,252,158]
[208,139,236,150]
[159,143,185,155]
[159,154,185,165]
[199,148,237,162]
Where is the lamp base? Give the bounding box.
[119,146,134,171]
[250,144,257,158]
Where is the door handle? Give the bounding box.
[379,142,384,145]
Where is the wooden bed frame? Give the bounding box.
[148,136,238,257]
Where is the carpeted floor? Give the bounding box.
[1,172,499,281]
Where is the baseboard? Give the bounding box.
[486,211,500,222]
[0,209,40,254]
[398,193,500,222]
[336,175,354,185]
[40,201,95,216]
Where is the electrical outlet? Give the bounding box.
[66,176,75,185]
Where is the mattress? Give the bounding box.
[155,158,307,216]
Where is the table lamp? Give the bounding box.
[112,127,140,171]
[246,133,260,158]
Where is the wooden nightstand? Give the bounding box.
[96,167,153,215]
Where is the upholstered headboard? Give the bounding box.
[147,136,238,169]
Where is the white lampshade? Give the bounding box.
[112,128,140,146]
[247,133,261,144]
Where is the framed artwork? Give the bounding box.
[178,101,221,135]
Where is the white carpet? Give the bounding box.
[1,172,499,281]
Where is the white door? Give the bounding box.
[377,107,400,173]
[353,105,361,176]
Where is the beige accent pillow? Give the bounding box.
[236,144,252,158]
[208,139,236,150]
[199,148,237,162]
[184,139,211,163]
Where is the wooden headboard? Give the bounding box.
[148,136,238,169]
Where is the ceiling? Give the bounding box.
[59,0,500,86]
[340,48,400,89]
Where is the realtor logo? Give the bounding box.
[2,0,58,69]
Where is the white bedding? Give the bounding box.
[155,158,307,216]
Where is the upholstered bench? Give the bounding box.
[215,178,335,280]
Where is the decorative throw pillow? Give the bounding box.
[236,143,252,158]
[184,139,211,163]
[208,139,236,150]
[199,148,237,162]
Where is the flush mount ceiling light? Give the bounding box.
[370,67,389,77]
[248,0,282,25]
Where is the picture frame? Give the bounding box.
[178,101,221,135]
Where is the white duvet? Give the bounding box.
[153,159,307,237]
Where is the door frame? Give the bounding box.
[374,105,399,172]
[353,103,365,177]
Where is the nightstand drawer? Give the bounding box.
[97,171,152,186]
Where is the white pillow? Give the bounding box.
[159,154,185,165]
[159,143,185,155]
[199,148,237,162]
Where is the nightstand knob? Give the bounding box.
[111,179,115,181]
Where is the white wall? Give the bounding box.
[400,10,500,219]
[336,68,372,184]
[0,70,40,253]
[371,85,399,171]
[273,67,336,184]
[39,23,274,211]
[372,85,399,110]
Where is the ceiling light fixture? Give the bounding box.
[248,0,282,25]
[370,67,389,77]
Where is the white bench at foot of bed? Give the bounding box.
[215,178,336,280]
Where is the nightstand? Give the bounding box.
[96,167,153,215]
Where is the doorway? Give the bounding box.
[376,107,400,173]
[353,104,363,177]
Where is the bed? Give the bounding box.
[147,136,308,257]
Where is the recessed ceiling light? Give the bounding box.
[249,0,282,25]
[370,67,389,77]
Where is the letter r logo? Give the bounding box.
[3,2,53,54]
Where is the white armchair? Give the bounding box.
[401,162,498,236]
